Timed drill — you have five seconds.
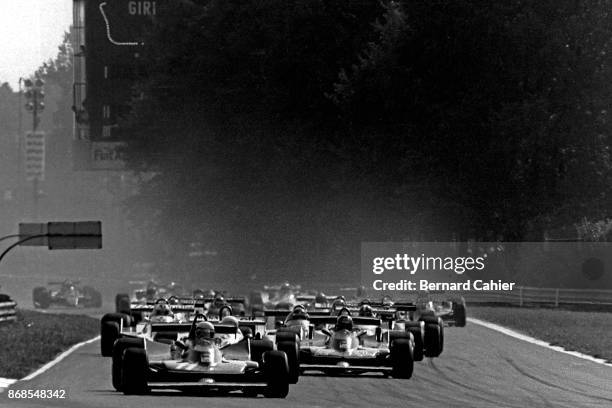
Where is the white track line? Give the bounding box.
[21,335,101,381]
[468,317,612,368]
[0,378,17,392]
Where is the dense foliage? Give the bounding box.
[122,0,612,284]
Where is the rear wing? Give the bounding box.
[130,304,197,312]
[150,323,193,333]
[213,324,240,334]
[264,310,291,318]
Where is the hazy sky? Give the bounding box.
[0,0,72,90]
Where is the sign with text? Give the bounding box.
[47,221,102,250]
[73,140,127,170]
[25,131,45,181]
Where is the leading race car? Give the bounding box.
[298,313,415,378]
[266,305,415,378]
[32,280,102,309]
[114,313,292,397]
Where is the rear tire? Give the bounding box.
[100,313,130,357]
[115,293,131,314]
[83,286,102,308]
[112,338,143,391]
[121,348,149,395]
[250,339,274,363]
[423,322,443,357]
[101,321,120,357]
[33,287,50,309]
[404,321,424,361]
[277,340,300,383]
[263,350,290,398]
[390,338,414,379]
[453,302,467,327]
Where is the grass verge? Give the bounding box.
[469,306,612,362]
[0,309,98,378]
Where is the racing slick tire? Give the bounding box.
[112,338,143,391]
[121,347,149,395]
[423,322,443,358]
[262,350,290,398]
[250,339,274,363]
[277,340,300,384]
[115,293,131,314]
[404,321,425,361]
[390,338,414,379]
[83,286,102,308]
[32,287,50,309]
[100,313,130,356]
[453,302,467,327]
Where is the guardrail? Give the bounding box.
[0,300,17,323]
[312,283,612,308]
[465,287,612,307]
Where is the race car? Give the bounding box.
[100,298,201,356]
[115,280,187,315]
[353,299,444,358]
[265,303,417,379]
[204,295,247,318]
[113,313,293,397]
[413,291,467,327]
[32,280,102,309]
[263,282,301,310]
[296,313,415,378]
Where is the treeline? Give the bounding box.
[122,0,612,284]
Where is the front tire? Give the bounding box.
[390,338,414,379]
[121,348,149,395]
[277,340,300,383]
[112,338,143,391]
[263,350,290,398]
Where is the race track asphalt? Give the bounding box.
[2,321,612,408]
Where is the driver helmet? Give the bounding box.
[194,321,216,351]
[213,296,225,308]
[336,315,353,332]
[286,308,310,324]
[146,287,157,299]
[220,315,239,327]
[315,292,326,304]
[337,307,352,317]
[279,282,292,296]
[150,302,174,322]
[358,304,374,317]
[331,298,346,313]
[381,295,393,306]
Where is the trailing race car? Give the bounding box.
[353,299,444,358]
[32,280,102,309]
[413,291,467,327]
[113,313,292,397]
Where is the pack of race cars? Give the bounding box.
[99,282,467,398]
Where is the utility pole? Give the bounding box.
[23,77,45,220]
[17,77,23,220]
